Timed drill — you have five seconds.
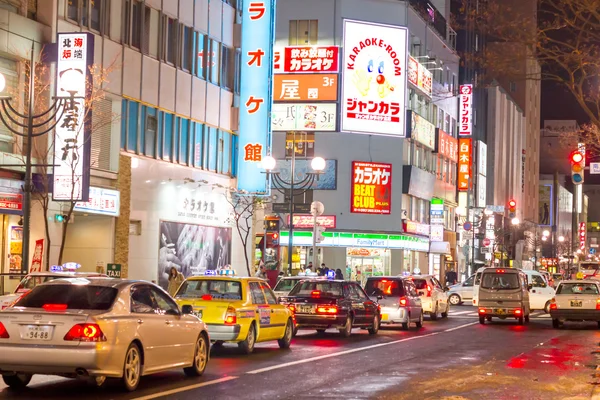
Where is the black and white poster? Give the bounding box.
[158,220,232,291]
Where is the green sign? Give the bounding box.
[107,263,122,278]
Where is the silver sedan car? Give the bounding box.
[0,278,209,392]
[447,274,475,305]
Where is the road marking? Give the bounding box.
[246,322,478,375]
[131,376,239,400]
[449,310,473,315]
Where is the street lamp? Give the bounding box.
[0,47,78,275]
[511,217,520,225]
[543,230,550,237]
[262,150,324,275]
[558,236,565,242]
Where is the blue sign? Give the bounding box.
[204,270,217,276]
[326,270,336,280]
[62,262,81,270]
[236,0,276,193]
[591,248,596,255]
[50,265,62,272]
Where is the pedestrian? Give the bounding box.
[255,264,268,279]
[335,268,344,280]
[167,266,185,297]
[445,267,458,285]
[307,261,313,272]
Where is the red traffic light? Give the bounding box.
[571,151,584,164]
[508,199,516,208]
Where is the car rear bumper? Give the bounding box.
[478,306,524,317]
[420,298,433,313]
[379,307,409,324]
[206,323,241,341]
[0,343,122,377]
[550,309,600,321]
[295,314,347,329]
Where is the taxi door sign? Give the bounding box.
[258,306,271,325]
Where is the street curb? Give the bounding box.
[592,365,600,400]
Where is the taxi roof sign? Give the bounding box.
[50,265,62,272]
[62,262,81,270]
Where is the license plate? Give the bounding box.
[298,305,315,314]
[20,325,53,341]
[570,300,583,307]
[495,308,505,315]
[193,310,203,319]
[381,313,388,321]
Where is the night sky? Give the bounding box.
[541,81,590,126]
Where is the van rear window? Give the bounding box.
[480,273,520,290]
[365,279,404,297]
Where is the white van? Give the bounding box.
[522,269,555,313]
[472,267,488,306]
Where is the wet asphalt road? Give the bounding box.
[1,305,599,400]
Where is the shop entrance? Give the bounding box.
[346,248,390,283]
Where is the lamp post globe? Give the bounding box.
[511,217,520,225]
[311,156,326,171]
[261,155,277,171]
[558,236,565,243]
[542,230,550,237]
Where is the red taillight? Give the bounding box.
[479,308,486,314]
[496,269,505,273]
[0,322,9,338]
[225,306,237,325]
[381,279,388,283]
[427,285,432,297]
[311,290,321,298]
[64,323,105,342]
[514,309,522,315]
[596,299,600,310]
[316,306,338,314]
[287,305,296,313]
[43,304,68,312]
[201,294,213,301]
[550,303,557,310]
[399,297,408,306]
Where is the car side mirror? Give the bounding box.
[181,305,193,315]
[527,284,533,291]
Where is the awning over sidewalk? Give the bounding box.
[430,241,451,254]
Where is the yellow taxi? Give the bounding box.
[174,272,294,354]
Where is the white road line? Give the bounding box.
[246,322,478,375]
[449,310,474,315]
[131,376,239,400]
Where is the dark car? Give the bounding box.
[280,279,380,337]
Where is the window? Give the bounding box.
[150,288,180,315]
[180,118,189,164]
[289,19,318,45]
[249,282,266,304]
[481,273,520,290]
[165,17,178,64]
[260,283,278,305]
[181,25,194,72]
[163,112,173,161]
[67,1,79,21]
[145,113,157,157]
[221,45,235,90]
[196,33,207,79]
[67,0,107,33]
[175,279,242,300]
[289,281,343,297]
[209,40,220,85]
[143,5,160,58]
[365,279,404,297]
[510,81,517,92]
[16,284,117,310]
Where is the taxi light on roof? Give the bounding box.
[43,304,68,312]
[204,270,217,276]
[311,290,321,298]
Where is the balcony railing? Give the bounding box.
[408,0,456,50]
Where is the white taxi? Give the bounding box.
[549,280,600,329]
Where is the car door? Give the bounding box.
[349,283,368,324]
[527,274,549,309]
[432,277,448,311]
[130,284,168,370]
[150,287,196,366]
[260,282,288,336]
[460,275,475,300]
[249,281,273,341]
[355,284,377,324]
[405,280,422,321]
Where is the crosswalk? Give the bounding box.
[448,309,551,319]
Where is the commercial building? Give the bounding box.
[272,0,459,281]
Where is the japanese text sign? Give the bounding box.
[274,46,339,73]
[436,128,458,163]
[273,74,338,102]
[341,20,408,137]
[54,32,93,202]
[74,186,120,217]
[237,0,275,193]
[459,84,473,136]
[404,221,430,236]
[579,222,586,250]
[458,138,472,191]
[0,193,22,212]
[407,111,435,150]
[271,103,337,131]
[407,56,432,98]
[288,215,337,229]
[351,161,392,214]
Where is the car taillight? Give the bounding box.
[427,285,432,297]
[43,304,68,312]
[0,322,9,338]
[514,309,522,315]
[478,308,486,314]
[311,290,321,298]
[64,323,106,342]
[225,306,237,324]
[596,299,600,311]
[399,297,408,307]
[287,305,296,313]
[316,306,338,314]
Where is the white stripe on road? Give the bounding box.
[449,310,473,315]
[131,376,239,400]
[246,322,478,374]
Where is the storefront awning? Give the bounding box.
[430,242,451,254]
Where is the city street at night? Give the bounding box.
[0,306,598,400]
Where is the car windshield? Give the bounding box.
[463,275,474,286]
[557,283,599,295]
[474,272,482,285]
[528,274,547,288]
[412,279,428,290]
[14,284,117,310]
[17,275,60,291]
[580,263,600,271]
[175,280,242,301]
[289,281,343,297]
[480,273,520,290]
[273,279,300,293]
[365,279,404,297]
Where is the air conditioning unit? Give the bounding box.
[233,24,242,49]
[230,107,240,131]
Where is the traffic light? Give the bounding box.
[272,232,279,245]
[315,226,326,243]
[570,151,585,184]
[264,218,280,232]
[508,199,517,219]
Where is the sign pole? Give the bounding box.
[312,212,317,267]
[287,132,296,275]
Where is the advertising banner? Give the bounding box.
[273,74,338,102]
[407,111,436,149]
[54,32,94,201]
[407,56,433,98]
[236,0,275,193]
[30,239,44,272]
[579,222,586,251]
[478,141,487,176]
[288,215,337,229]
[341,20,408,137]
[436,128,458,163]
[351,161,392,214]
[0,193,22,212]
[459,84,473,136]
[539,184,553,226]
[458,138,472,191]
[271,103,337,131]
[74,186,120,217]
[274,46,339,73]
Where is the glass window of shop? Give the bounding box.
[402,250,422,275]
[280,246,322,274]
[347,248,390,284]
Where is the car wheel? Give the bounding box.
[552,319,560,329]
[416,312,424,329]
[544,301,551,314]
[518,316,524,325]
[430,304,439,321]
[479,316,485,325]
[278,319,293,349]
[316,329,326,334]
[212,340,224,348]
[122,343,142,392]
[184,334,209,377]
[401,322,409,330]
[525,314,530,323]
[441,304,449,318]
[292,326,299,337]
[339,315,353,337]
[238,323,256,355]
[368,315,380,335]
[449,294,461,305]
[2,373,32,389]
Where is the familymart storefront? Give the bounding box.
[279,231,430,282]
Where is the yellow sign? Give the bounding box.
[576,271,584,280]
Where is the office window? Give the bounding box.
[208,127,217,171]
[234,49,241,94]
[165,17,178,65]
[209,40,220,85]
[180,118,190,165]
[163,112,173,161]
[221,46,235,90]
[67,0,107,33]
[194,123,204,168]
[145,112,157,157]
[181,26,194,72]
[196,33,207,79]
[67,0,78,20]
[127,101,138,153]
[289,20,318,45]
[143,5,160,58]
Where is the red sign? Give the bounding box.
[30,239,44,272]
[459,84,473,136]
[436,129,458,163]
[0,193,22,211]
[579,222,586,250]
[407,56,432,98]
[458,138,472,191]
[483,238,491,247]
[351,161,392,214]
[403,221,430,236]
[288,215,336,229]
[276,46,339,73]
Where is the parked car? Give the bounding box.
[477,268,531,325]
[409,275,450,320]
[363,276,423,330]
[272,276,325,300]
[447,274,475,305]
[0,277,209,391]
[280,278,380,337]
[550,280,600,329]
